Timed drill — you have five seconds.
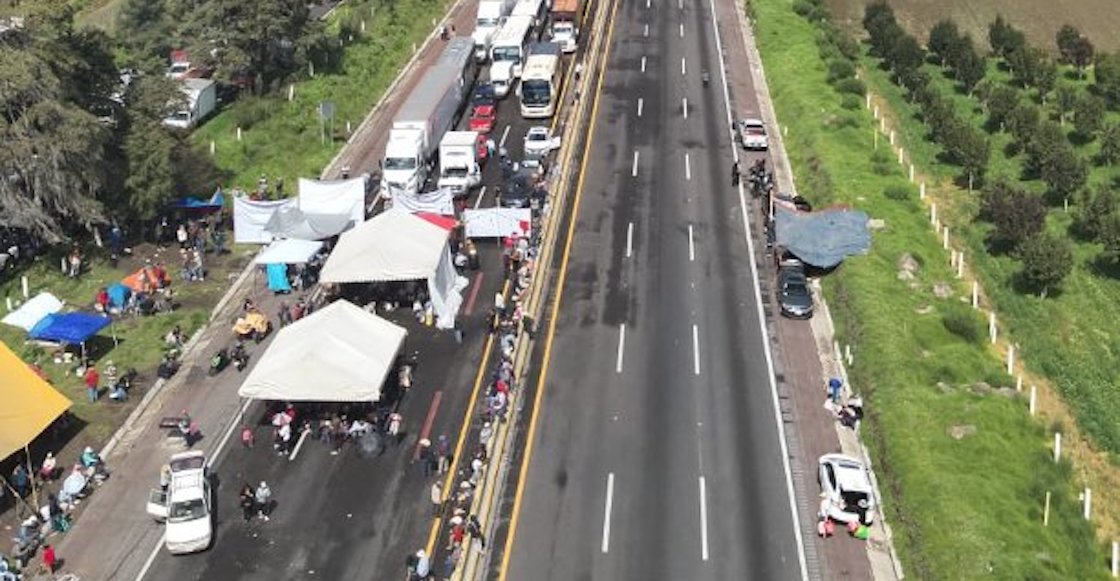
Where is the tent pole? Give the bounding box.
[0,474,39,521]
[24,444,39,512]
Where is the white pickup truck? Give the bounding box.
[146,451,212,554]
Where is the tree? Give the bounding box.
[1099,123,1120,166]
[954,44,987,94]
[1023,120,1064,175]
[985,85,1019,130]
[0,28,111,241]
[118,0,173,64]
[954,125,991,185]
[1034,56,1057,101]
[1100,215,1120,265]
[928,19,960,65]
[979,182,1047,251]
[1018,233,1073,297]
[1056,24,1082,63]
[988,15,1025,59]
[121,76,184,222]
[1095,52,1120,106]
[1073,93,1106,138]
[1040,147,1088,203]
[863,2,898,57]
[1055,84,1079,126]
[1007,102,1041,146]
[1072,186,1117,240]
[888,31,925,86]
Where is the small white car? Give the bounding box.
[147,451,213,554]
[523,126,559,168]
[818,453,875,525]
[737,118,769,150]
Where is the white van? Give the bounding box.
[146,451,212,554]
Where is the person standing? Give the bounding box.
[84,365,100,402]
[494,291,506,319]
[430,481,443,516]
[255,481,273,521]
[827,378,843,405]
[42,544,57,574]
[732,160,741,187]
[466,514,486,548]
[387,412,403,445]
[239,482,255,522]
[159,464,172,492]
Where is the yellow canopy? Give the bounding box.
[0,342,72,460]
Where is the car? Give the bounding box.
[146,451,213,554]
[737,118,769,150]
[469,104,496,133]
[500,168,546,208]
[818,454,875,526]
[471,83,497,109]
[777,259,813,319]
[523,126,555,167]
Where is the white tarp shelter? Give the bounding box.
[234,198,297,244]
[299,177,366,226]
[2,292,63,332]
[264,206,353,241]
[462,208,533,238]
[319,208,467,329]
[253,239,325,265]
[390,186,455,216]
[237,300,407,402]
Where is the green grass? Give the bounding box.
[859,42,1120,457]
[191,0,453,192]
[752,0,1106,578]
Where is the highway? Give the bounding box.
[499,0,808,577]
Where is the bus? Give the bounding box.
[510,0,547,31]
[489,15,535,97]
[520,42,563,118]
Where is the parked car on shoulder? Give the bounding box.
[146,451,213,554]
[777,258,813,319]
[736,118,768,150]
[818,453,875,525]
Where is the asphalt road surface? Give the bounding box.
[500,0,807,578]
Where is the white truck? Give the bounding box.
[549,0,580,53]
[162,78,216,130]
[146,451,212,555]
[472,0,516,62]
[382,38,476,197]
[438,131,483,195]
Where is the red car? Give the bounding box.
[469,104,496,134]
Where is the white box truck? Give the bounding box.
[550,0,580,53]
[438,131,483,195]
[472,0,517,62]
[382,38,476,197]
[146,451,212,555]
[162,78,216,130]
[489,14,535,98]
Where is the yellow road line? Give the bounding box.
[497,0,622,575]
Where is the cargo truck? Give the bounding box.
[382,38,476,197]
[472,0,517,62]
[550,0,580,53]
[162,78,217,130]
[437,131,483,196]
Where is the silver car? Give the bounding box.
[736,118,769,150]
[523,126,554,168]
[818,453,875,525]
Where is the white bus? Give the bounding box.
[510,0,546,29]
[489,15,535,97]
[520,43,563,118]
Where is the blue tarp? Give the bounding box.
[267,263,292,293]
[28,313,111,344]
[172,191,224,210]
[107,283,131,308]
[774,206,871,268]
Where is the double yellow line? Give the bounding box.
[497,0,623,575]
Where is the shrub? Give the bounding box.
[871,147,895,175]
[827,58,856,83]
[233,96,275,131]
[883,184,914,201]
[840,94,862,110]
[941,306,982,344]
[833,77,866,96]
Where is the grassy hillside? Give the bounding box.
[751,0,1107,578]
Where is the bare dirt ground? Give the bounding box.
[825,0,1120,54]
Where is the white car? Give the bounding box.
[818,454,875,525]
[737,118,769,150]
[147,451,213,554]
[523,126,559,167]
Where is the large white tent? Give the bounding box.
[2,292,63,332]
[299,177,366,225]
[252,239,324,265]
[237,300,407,402]
[318,209,467,329]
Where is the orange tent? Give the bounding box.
[122,265,170,293]
[0,343,71,460]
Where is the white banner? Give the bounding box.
[390,187,456,216]
[298,177,367,224]
[234,198,298,244]
[462,208,533,238]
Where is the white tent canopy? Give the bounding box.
[234,198,298,244]
[2,292,63,332]
[237,300,407,402]
[320,208,451,283]
[253,239,324,265]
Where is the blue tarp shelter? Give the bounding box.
[267,263,292,293]
[774,206,872,268]
[107,283,132,309]
[172,191,224,211]
[28,313,112,344]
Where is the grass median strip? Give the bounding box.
[751,0,1106,578]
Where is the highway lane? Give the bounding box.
[501,0,807,578]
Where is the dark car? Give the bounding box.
[471,83,497,110]
[500,169,546,209]
[777,260,813,319]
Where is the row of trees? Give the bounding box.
[863,3,990,184]
[1,0,332,243]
